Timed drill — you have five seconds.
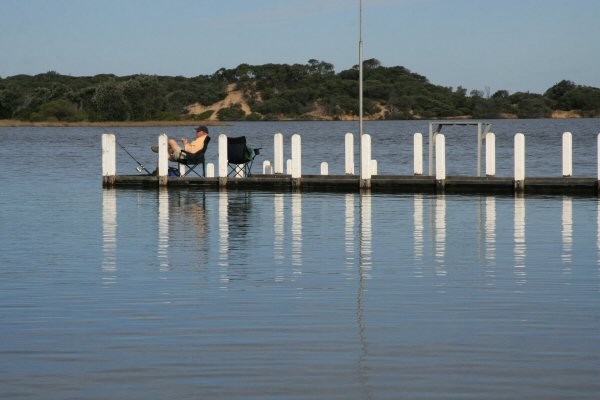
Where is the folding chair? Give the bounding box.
[176,136,211,177]
[227,136,260,177]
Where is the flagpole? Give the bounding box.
[359,0,364,138]
[358,0,364,180]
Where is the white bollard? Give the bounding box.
[158,134,169,178]
[101,133,116,178]
[179,163,187,176]
[291,134,302,179]
[597,134,600,181]
[360,134,372,181]
[263,160,273,175]
[435,133,446,181]
[206,163,215,178]
[370,160,378,176]
[218,134,228,178]
[274,133,284,174]
[234,163,244,178]
[562,132,572,177]
[321,162,329,175]
[345,133,354,175]
[514,133,526,186]
[486,132,496,176]
[286,159,292,175]
[413,133,423,175]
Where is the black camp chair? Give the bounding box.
[176,136,211,177]
[227,136,260,177]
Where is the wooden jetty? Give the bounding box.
[102,131,600,196]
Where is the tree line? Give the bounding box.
[1,59,599,122]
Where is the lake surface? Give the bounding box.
[1,120,600,399]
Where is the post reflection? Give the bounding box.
[485,196,496,283]
[434,195,447,276]
[345,194,355,271]
[359,193,372,278]
[274,194,284,264]
[358,192,372,397]
[413,195,424,273]
[102,189,117,285]
[561,197,573,273]
[291,193,303,274]
[514,195,527,285]
[219,191,229,287]
[158,188,169,272]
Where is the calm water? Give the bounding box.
[1,120,600,399]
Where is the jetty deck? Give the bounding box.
[105,174,599,196]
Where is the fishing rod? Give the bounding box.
[115,140,153,175]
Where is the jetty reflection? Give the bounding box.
[434,195,447,276]
[514,195,527,286]
[101,189,117,284]
[158,188,169,271]
[562,196,573,272]
[292,193,303,272]
[100,190,600,290]
[485,196,496,283]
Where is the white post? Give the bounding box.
[514,133,525,190]
[291,134,302,179]
[321,162,329,175]
[413,133,423,175]
[435,133,446,181]
[486,132,496,176]
[597,134,600,182]
[158,134,169,185]
[263,160,273,175]
[206,163,215,178]
[274,133,284,174]
[345,133,354,175]
[562,132,572,177]
[370,160,377,176]
[286,159,292,175]
[235,166,245,178]
[218,134,228,178]
[101,133,116,180]
[360,134,371,189]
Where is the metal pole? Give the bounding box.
[359,0,364,180]
[359,0,364,137]
[477,123,482,177]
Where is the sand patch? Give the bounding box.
[186,84,252,120]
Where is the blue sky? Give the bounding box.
[1,0,599,94]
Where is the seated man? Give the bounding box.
[153,125,209,161]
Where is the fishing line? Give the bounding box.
[115,139,152,175]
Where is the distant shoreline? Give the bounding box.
[0,120,226,128]
[0,115,594,127]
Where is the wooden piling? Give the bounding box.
[158,134,168,187]
[435,134,446,191]
[360,134,371,189]
[486,132,496,176]
[274,133,284,174]
[345,133,354,175]
[218,134,228,187]
[101,133,116,187]
[291,134,302,189]
[414,133,423,176]
[563,132,572,177]
[514,133,525,192]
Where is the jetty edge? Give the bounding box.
[102,131,600,196]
